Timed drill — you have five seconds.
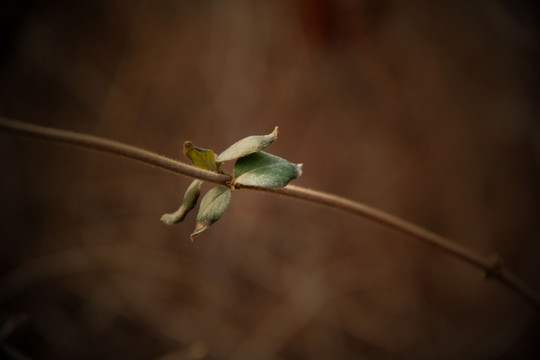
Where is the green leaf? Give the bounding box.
[191,186,232,240]
[233,151,302,188]
[217,127,278,162]
[184,141,219,172]
[161,180,203,225]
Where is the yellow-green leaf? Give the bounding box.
[233,151,302,188]
[161,180,203,225]
[191,186,231,240]
[184,141,219,172]
[217,127,278,162]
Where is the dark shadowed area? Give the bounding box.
[1,1,539,359]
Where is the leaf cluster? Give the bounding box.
[161,127,302,240]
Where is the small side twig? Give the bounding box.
[1,116,539,310]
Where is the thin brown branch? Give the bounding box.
[0,117,230,184]
[1,116,539,310]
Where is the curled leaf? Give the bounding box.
[191,186,231,240]
[184,141,219,172]
[233,151,302,188]
[217,127,278,162]
[161,180,203,225]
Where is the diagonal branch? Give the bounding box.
[1,116,539,310]
[0,117,230,184]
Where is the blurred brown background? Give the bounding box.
[1,0,539,359]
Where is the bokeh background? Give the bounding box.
[1,1,540,359]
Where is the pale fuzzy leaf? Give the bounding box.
[191,186,231,240]
[233,151,302,188]
[217,127,278,162]
[161,180,203,225]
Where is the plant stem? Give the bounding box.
[0,117,230,184]
[1,116,539,309]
